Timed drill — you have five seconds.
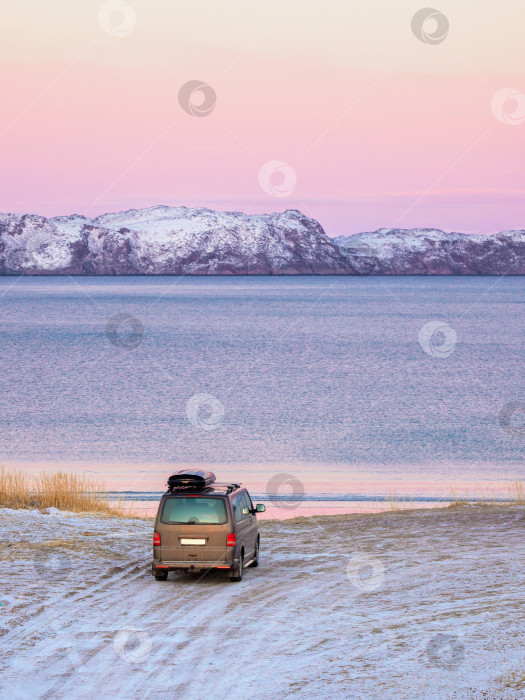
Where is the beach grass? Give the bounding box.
[0,467,123,515]
[379,480,525,514]
[448,479,524,507]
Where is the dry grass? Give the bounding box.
[449,480,525,507]
[379,480,525,514]
[0,467,123,515]
[499,671,525,691]
[383,493,406,511]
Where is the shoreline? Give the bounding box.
[107,498,490,520]
[3,500,524,523]
[2,272,525,277]
[2,464,523,520]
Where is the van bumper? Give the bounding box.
[152,560,238,575]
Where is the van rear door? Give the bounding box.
[158,496,231,564]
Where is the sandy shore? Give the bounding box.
[0,506,524,699]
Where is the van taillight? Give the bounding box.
[153,532,161,546]
[226,533,236,547]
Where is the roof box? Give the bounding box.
[167,469,216,492]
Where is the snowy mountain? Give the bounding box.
[0,207,349,275]
[0,207,523,275]
[334,228,525,275]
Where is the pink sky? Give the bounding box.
[1,0,524,236]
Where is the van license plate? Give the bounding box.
[180,538,206,545]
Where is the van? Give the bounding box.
[152,470,266,582]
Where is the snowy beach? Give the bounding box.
[1,505,524,699]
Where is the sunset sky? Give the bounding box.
[1,0,524,236]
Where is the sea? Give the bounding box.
[0,275,523,518]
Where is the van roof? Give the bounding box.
[163,483,242,497]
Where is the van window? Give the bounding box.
[243,491,253,511]
[232,494,243,522]
[161,497,228,525]
[233,492,251,522]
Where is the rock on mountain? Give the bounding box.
[334,228,525,275]
[0,207,351,275]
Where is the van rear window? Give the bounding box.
[161,497,228,525]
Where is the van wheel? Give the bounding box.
[229,553,243,582]
[250,539,259,567]
[155,572,168,581]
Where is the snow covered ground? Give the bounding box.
[0,506,524,699]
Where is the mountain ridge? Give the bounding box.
[0,206,523,275]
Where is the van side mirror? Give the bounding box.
[255,504,266,513]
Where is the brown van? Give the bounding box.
[152,470,265,582]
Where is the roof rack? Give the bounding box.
[216,483,241,494]
[164,482,241,496]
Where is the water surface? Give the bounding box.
[0,276,523,513]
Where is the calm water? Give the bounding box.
[0,276,523,513]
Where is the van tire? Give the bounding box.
[155,572,168,581]
[229,552,243,582]
[250,539,259,567]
